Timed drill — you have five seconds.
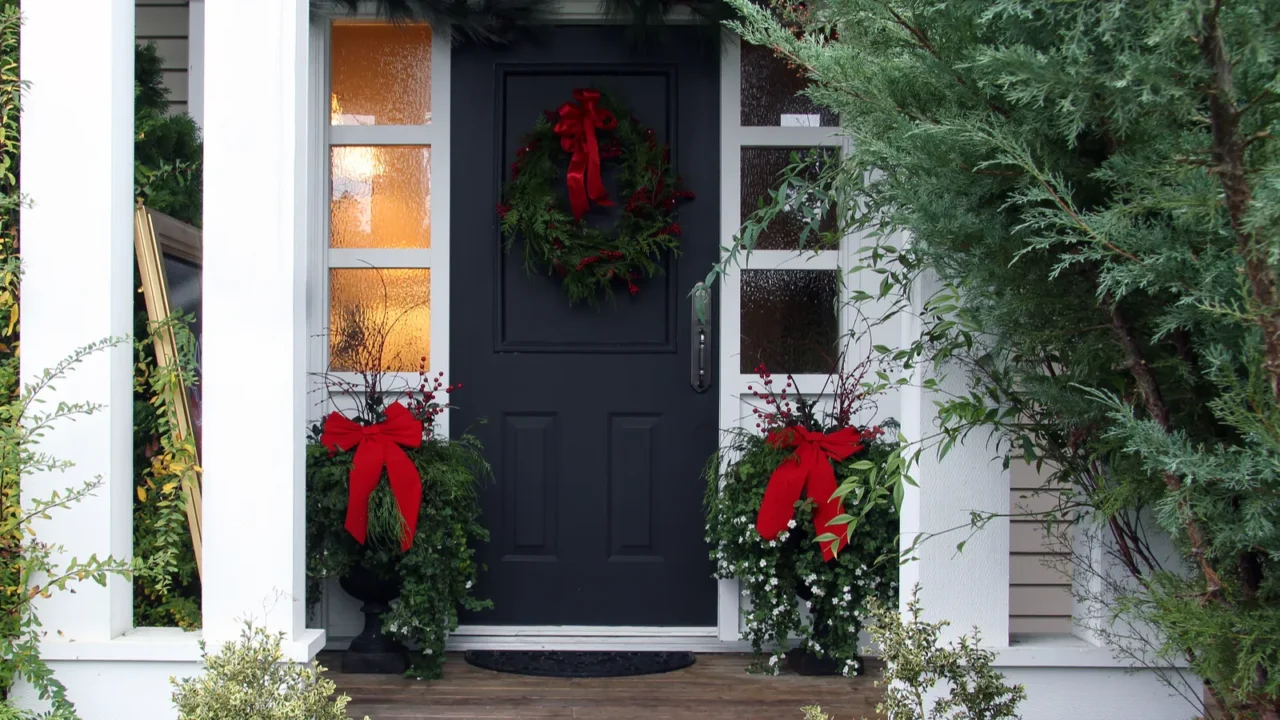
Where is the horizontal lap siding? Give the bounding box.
[136,2,190,115]
[1010,461,1074,636]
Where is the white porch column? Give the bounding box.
[19,0,135,643]
[202,0,323,655]
[897,277,1010,645]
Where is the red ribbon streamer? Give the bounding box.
[554,88,617,221]
[321,402,424,552]
[756,427,865,561]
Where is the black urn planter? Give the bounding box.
[787,545,855,677]
[338,565,408,674]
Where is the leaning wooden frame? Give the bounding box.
[133,201,204,579]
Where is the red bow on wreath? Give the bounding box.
[554,88,617,221]
[756,426,865,561]
[320,402,424,552]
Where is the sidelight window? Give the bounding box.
[724,40,847,394]
[318,20,449,382]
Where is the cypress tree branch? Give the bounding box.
[1198,1,1280,407]
[1196,12,1278,716]
[1100,290,1224,599]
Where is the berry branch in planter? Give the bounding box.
[307,278,489,679]
[705,357,906,676]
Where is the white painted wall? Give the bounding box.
[15,660,200,720]
[1003,666,1202,720]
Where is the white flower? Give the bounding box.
[466,580,473,589]
[787,519,797,529]
[424,648,433,655]
[759,558,768,568]
[768,654,780,666]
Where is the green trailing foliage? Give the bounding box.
[716,0,1280,717]
[0,341,139,717]
[131,312,201,629]
[703,364,902,676]
[705,432,900,675]
[170,623,369,720]
[306,430,491,679]
[0,7,22,685]
[310,272,490,679]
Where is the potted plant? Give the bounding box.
[704,360,903,677]
[307,297,490,680]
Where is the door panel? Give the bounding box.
[451,28,720,626]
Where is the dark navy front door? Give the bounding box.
[452,28,720,626]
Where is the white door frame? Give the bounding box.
[308,7,835,651]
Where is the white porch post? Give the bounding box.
[202,0,323,654]
[898,278,1011,645]
[19,0,135,643]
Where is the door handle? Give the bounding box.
[690,282,711,393]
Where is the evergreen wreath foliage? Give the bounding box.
[498,92,694,304]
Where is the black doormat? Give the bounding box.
[463,650,696,678]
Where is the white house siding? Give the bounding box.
[135,0,189,115]
[1009,460,1073,635]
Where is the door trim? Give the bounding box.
[310,11,749,648]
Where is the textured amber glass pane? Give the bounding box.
[331,22,431,125]
[740,43,837,127]
[741,147,838,250]
[329,268,431,372]
[331,146,431,248]
[741,270,838,374]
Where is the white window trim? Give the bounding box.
[307,14,450,439]
[717,35,859,640]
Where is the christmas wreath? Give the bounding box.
[497,88,694,304]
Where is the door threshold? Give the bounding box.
[322,626,757,653]
[446,625,743,652]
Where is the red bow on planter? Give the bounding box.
[320,402,424,552]
[756,426,865,561]
[554,88,617,221]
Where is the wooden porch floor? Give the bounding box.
[326,652,884,719]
